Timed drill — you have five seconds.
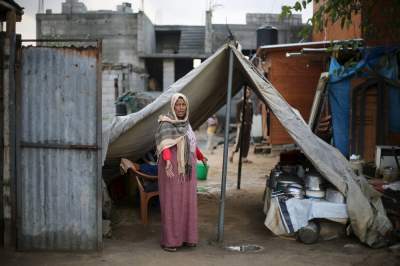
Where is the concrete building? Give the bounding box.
[37,0,154,122]
[36,0,306,122]
[210,12,304,55]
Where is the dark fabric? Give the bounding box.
[143,181,159,193]
[327,69,351,157]
[236,99,254,124]
[328,46,400,157]
[234,123,252,157]
[140,163,158,176]
[234,99,253,157]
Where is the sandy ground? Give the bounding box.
[1,133,399,265]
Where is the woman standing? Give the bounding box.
[155,93,207,252]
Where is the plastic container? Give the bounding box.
[196,163,209,180]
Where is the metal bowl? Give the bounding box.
[286,184,304,199]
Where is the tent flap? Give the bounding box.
[231,47,392,247]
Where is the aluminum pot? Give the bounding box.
[305,189,325,200]
[325,188,345,203]
[268,168,283,190]
[286,184,304,199]
[276,180,297,191]
[305,173,324,191]
[297,221,320,244]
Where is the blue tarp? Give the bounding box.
[328,47,400,157]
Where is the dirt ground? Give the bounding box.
[1,134,399,265]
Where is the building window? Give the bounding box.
[145,59,163,92]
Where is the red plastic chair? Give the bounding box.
[120,158,159,225]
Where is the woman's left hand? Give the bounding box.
[202,157,208,166]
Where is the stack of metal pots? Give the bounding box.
[305,173,325,200]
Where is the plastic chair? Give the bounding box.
[120,158,159,225]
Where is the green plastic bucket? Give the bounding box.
[196,163,209,180]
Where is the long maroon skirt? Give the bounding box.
[158,146,198,247]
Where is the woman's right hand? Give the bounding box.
[165,160,174,178]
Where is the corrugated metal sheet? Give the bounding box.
[17,46,101,250]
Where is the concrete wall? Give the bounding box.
[62,0,87,14]
[102,69,118,123]
[37,13,139,64]
[247,13,304,44]
[163,59,175,91]
[212,13,304,51]
[102,65,145,124]
[212,24,257,51]
[246,13,302,26]
[37,11,147,123]
[137,11,155,55]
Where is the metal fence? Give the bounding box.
[16,45,102,250]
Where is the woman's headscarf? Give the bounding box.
[155,93,193,179]
[169,93,189,121]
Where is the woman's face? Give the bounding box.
[174,97,187,119]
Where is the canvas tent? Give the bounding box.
[104,43,392,247]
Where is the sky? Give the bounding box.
[15,0,313,39]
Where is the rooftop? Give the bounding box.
[0,0,24,21]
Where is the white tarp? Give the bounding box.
[104,43,392,247]
[265,198,348,236]
[104,45,241,161]
[285,198,348,232]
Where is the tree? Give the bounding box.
[281,0,400,40]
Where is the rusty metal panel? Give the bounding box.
[17,46,101,250]
[0,32,4,248]
[265,50,324,145]
[1,32,18,248]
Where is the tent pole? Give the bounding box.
[237,86,246,190]
[217,47,234,243]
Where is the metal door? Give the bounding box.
[17,45,102,250]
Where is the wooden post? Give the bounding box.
[6,10,16,35]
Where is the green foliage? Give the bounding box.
[281,0,400,40]
[281,0,361,34]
